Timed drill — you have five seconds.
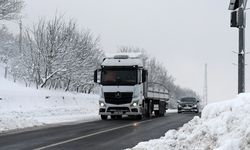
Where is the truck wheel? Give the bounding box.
[145,100,152,118]
[154,110,160,117]
[143,100,149,118]
[160,102,166,117]
[101,115,108,120]
[159,110,164,117]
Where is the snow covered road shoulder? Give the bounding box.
[130,93,250,150]
[0,77,99,133]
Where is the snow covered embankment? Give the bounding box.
[130,94,250,150]
[0,76,99,133]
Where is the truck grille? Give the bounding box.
[104,92,133,105]
[107,107,130,112]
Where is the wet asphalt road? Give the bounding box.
[0,112,199,150]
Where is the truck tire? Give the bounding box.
[101,115,108,120]
[145,99,153,118]
[160,101,166,117]
[154,110,160,117]
[142,100,148,118]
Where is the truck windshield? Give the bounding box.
[101,69,137,85]
[181,97,196,103]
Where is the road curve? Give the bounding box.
[0,113,199,150]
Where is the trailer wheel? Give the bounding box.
[101,115,108,120]
[145,99,152,118]
[160,101,166,117]
[154,110,160,117]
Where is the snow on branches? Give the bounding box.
[0,16,103,93]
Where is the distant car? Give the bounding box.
[177,97,199,113]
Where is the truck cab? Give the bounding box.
[94,53,169,120]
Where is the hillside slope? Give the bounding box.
[0,64,99,133]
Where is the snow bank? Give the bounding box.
[130,94,250,150]
[0,69,99,133]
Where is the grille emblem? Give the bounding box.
[115,92,122,99]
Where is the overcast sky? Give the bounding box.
[12,0,250,103]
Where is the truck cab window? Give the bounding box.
[101,69,137,85]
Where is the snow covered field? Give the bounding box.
[0,66,99,133]
[130,94,250,150]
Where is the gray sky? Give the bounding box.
[12,0,250,102]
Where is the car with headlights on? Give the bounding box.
[177,97,199,113]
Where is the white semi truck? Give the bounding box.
[94,53,169,120]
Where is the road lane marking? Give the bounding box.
[34,119,153,150]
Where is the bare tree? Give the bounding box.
[0,0,24,20]
[22,16,103,91]
[0,14,103,93]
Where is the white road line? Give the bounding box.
[34,119,153,150]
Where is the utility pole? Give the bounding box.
[238,10,245,94]
[203,63,208,106]
[19,19,22,52]
[229,0,248,94]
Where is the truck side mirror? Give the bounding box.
[94,70,98,83]
[142,69,148,83]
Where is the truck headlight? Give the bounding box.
[131,101,139,107]
[193,105,197,108]
[99,102,105,107]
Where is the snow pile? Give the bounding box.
[130,93,250,150]
[0,71,99,133]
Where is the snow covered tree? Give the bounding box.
[0,15,103,93]
[22,16,103,92]
[0,26,19,80]
[0,0,24,20]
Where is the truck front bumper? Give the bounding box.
[99,106,142,116]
